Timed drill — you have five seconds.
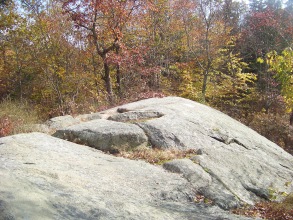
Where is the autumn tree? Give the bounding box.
[208,37,256,116]
[4,0,92,115]
[0,0,9,6]
[62,0,153,103]
[222,0,246,34]
[0,0,31,100]
[239,0,293,112]
[176,0,235,101]
[133,0,188,95]
[266,48,293,113]
[0,0,14,98]
[195,0,226,100]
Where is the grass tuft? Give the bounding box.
[115,148,197,165]
[0,98,40,137]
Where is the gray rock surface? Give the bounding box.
[53,119,148,153]
[96,97,293,209]
[0,133,252,220]
[45,115,80,131]
[75,112,102,122]
[5,96,293,218]
[108,110,164,122]
[163,159,212,189]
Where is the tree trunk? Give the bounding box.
[92,53,100,97]
[116,64,121,97]
[103,60,113,104]
[116,48,121,97]
[202,72,208,101]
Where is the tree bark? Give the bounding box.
[103,58,113,104]
[202,72,208,101]
[116,47,122,97]
[116,64,121,97]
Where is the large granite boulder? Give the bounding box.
[3,96,293,219]
[45,115,80,131]
[53,119,148,153]
[53,97,293,210]
[75,112,102,122]
[44,113,103,134]
[0,133,251,220]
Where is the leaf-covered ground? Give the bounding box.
[233,194,293,220]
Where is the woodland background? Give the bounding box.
[1,0,293,153]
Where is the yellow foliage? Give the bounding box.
[262,48,293,111]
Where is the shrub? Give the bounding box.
[245,112,293,154]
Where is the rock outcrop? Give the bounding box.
[53,97,293,210]
[0,133,250,220]
[53,119,148,153]
[1,96,293,219]
[45,115,80,130]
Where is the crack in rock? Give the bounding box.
[279,163,292,170]
[190,160,253,209]
[136,123,187,149]
[209,136,249,150]
[242,184,270,200]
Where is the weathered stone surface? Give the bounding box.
[0,133,252,220]
[193,143,293,209]
[108,110,164,122]
[53,119,148,152]
[163,159,212,189]
[137,117,216,149]
[45,115,80,131]
[24,96,293,212]
[75,112,102,122]
[98,97,293,209]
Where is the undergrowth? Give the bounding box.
[115,148,197,165]
[0,98,40,137]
